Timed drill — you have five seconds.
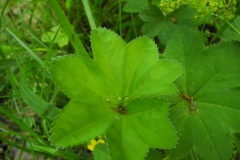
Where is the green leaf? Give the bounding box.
[93,143,111,160]
[106,98,177,160]
[222,16,240,41]
[164,27,240,160]
[49,99,115,148]
[139,4,196,44]
[146,149,164,160]
[41,26,69,48]
[48,28,182,159]
[123,0,148,13]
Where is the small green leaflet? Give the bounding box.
[222,15,240,41]
[123,0,148,13]
[48,28,182,160]
[139,4,196,45]
[164,27,240,160]
[93,143,111,160]
[41,26,69,48]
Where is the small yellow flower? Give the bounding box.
[87,138,105,151]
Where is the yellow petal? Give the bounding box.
[87,139,98,151]
[97,139,105,144]
[90,139,97,145]
[87,144,95,151]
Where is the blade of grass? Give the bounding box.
[0,106,48,144]
[82,0,97,29]
[0,136,56,159]
[210,13,238,43]
[39,25,60,134]
[118,0,122,36]
[5,28,45,67]
[0,59,17,68]
[0,124,31,142]
[0,0,9,15]
[20,70,60,121]
[32,144,81,159]
[0,46,21,116]
[226,20,240,35]
[0,45,62,54]
[49,0,88,57]
[0,136,33,153]
[0,45,24,53]
[131,14,138,37]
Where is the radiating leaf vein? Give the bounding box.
[51,63,105,100]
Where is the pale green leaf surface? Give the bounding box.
[128,60,182,97]
[93,143,111,160]
[106,98,177,160]
[90,29,182,98]
[49,99,115,148]
[126,98,177,148]
[164,27,240,160]
[48,28,182,158]
[91,28,126,97]
[48,55,116,103]
[106,116,149,160]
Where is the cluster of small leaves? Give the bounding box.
[41,26,69,48]
[159,0,237,21]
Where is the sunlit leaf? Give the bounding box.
[48,28,182,159]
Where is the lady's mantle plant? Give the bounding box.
[48,26,240,160]
[48,28,182,160]
[164,27,240,160]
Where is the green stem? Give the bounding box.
[49,0,88,57]
[118,0,122,37]
[82,0,97,29]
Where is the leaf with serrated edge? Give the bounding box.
[48,28,182,158]
[146,149,164,160]
[139,4,196,45]
[164,26,240,160]
[49,99,115,148]
[106,98,177,160]
[93,143,111,160]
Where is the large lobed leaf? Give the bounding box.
[48,28,182,159]
[164,27,240,160]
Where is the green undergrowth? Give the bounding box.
[1,0,240,160]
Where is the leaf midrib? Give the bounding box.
[97,31,122,96]
[192,66,224,96]
[124,41,150,96]
[196,101,240,112]
[197,114,221,159]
